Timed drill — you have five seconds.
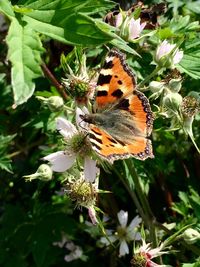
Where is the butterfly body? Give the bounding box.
[82,49,154,163]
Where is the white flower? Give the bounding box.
[43,108,97,182]
[128,18,146,40]
[155,40,183,67]
[64,242,83,262]
[100,210,142,257]
[53,235,83,262]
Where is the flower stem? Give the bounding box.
[138,66,162,89]
[125,159,157,246]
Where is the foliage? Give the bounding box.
[0,0,200,267]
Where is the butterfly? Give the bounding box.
[80,49,154,163]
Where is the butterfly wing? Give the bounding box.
[95,49,136,110]
[87,49,154,162]
[115,90,153,137]
[88,125,153,163]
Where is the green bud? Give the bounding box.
[149,81,165,93]
[36,96,64,112]
[23,164,53,182]
[168,78,182,93]
[47,96,64,112]
[183,228,200,244]
[163,92,183,112]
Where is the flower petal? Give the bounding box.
[128,215,142,230]
[115,12,123,27]
[43,151,75,172]
[88,206,98,225]
[117,210,128,227]
[100,235,117,245]
[119,240,129,257]
[173,50,183,64]
[84,157,97,182]
[56,117,77,139]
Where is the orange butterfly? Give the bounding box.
[80,49,154,163]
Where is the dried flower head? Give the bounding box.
[65,175,98,208]
[65,173,99,224]
[181,96,200,118]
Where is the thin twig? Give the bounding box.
[41,63,68,101]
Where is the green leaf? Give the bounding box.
[0,0,15,17]
[177,41,200,79]
[6,17,44,105]
[186,1,200,14]
[0,135,16,173]
[25,0,115,16]
[24,13,113,45]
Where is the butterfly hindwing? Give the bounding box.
[116,90,153,137]
[89,126,153,162]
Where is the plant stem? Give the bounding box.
[125,159,157,246]
[41,63,68,101]
[138,66,162,88]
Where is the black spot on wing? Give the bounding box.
[117,80,123,85]
[116,98,130,110]
[111,89,123,98]
[89,133,103,144]
[97,74,112,86]
[107,137,117,144]
[104,60,114,69]
[91,128,102,136]
[90,141,102,151]
[97,90,108,97]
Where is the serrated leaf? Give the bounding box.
[186,0,200,14]
[177,45,200,79]
[6,18,44,105]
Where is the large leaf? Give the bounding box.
[25,0,115,16]
[23,13,114,46]
[6,17,44,105]
[0,0,15,17]
[177,40,200,79]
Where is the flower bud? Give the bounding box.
[36,95,64,112]
[149,81,165,99]
[163,92,183,112]
[23,164,53,182]
[168,78,182,93]
[155,40,183,68]
[149,81,165,93]
[47,96,64,112]
[183,228,200,244]
[112,11,146,41]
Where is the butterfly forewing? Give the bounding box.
[95,50,136,110]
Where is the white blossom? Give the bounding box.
[43,108,97,182]
[100,210,141,257]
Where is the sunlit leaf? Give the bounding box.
[6,18,44,105]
